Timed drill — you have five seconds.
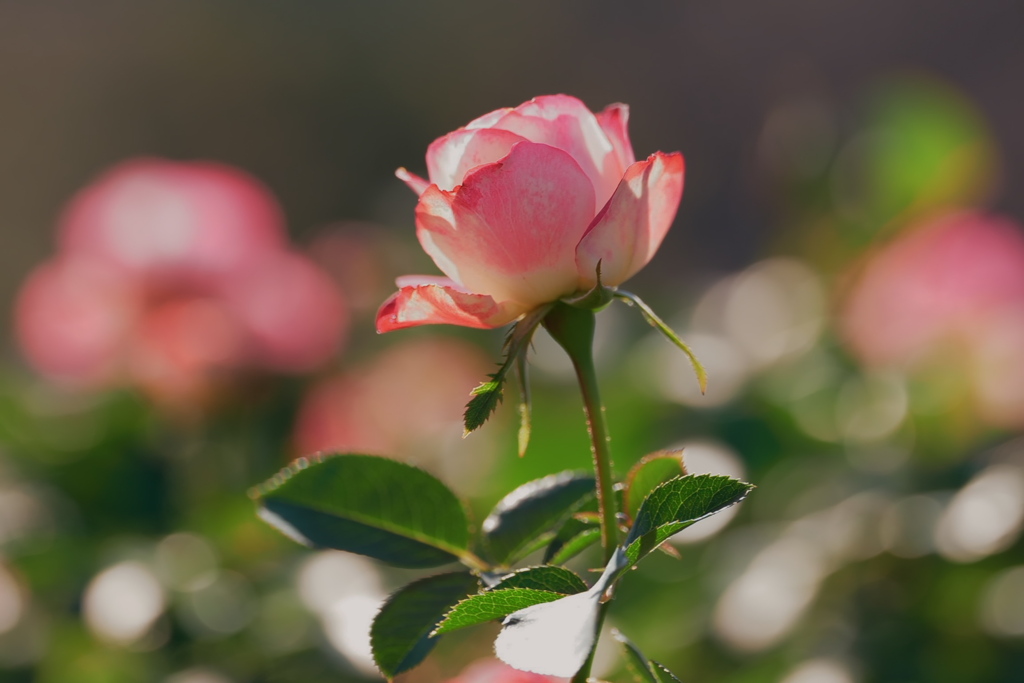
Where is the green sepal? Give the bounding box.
[563,261,615,311]
[514,348,532,457]
[464,304,552,436]
[615,290,707,394]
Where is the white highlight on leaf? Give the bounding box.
[83,561,166,645]
[257,507,313,547]
[494,548,625,677]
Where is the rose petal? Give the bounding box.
[595,103,635,172]
[575,151,685,288]
[488,95,622,209]
[376,280,523,332]
[395,167,431,196]
[426,128,527,191]
[415,141,596,307]
[59,159,285,277]
[465,108,514,130]
[15,256,137,385]
[224,251,348,372]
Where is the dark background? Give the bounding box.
[2,0,1022,337]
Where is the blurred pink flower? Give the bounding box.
[448,659,566,683]
[378,94,684,332]
[841,211,1024,425]
[15,159,346,405]
[293,336,496,484]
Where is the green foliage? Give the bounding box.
[433,588,565,635]
[615,291,707,394]
[860,75,996,232]
[253,454,472,568]
[624,450,687,519]
[482,471,596,565]
[491,565,588,594]
[370,572,480,679]
[651,661,684,683]
[625,474,753,566]
[464,304,552,436]
[614,629,683,683]
[544,519,602,565]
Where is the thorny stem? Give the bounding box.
[542,303,617,683]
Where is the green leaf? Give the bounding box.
[370,572,480,679]
[651,662,684,683]
[624,450,687,518]
[254,454,472,568]
[491,565,588,594]
[464,304,552,435]
[613,629,657,683]
[615,290,707,394]
[625,474,753,567]
[482,471,596,565]
[543,513,602,565]
[612,630,683,683]
[433,589,564,635]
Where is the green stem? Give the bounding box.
[543,303,617,683]
[543,303,619,561]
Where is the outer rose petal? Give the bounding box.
[15,256,137,385]
[375,280,523,332]
[488,95,622,209]
[416,141,596,307]
[425,128,527,190]
[595,103,636,172]
[841,212,1024,366]
[59,159,285,278]
[576,151,685,288]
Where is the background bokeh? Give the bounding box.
[2,1,1024,682]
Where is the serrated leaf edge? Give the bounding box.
[431,588,565,636]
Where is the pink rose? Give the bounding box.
[842,211,1024,367]
[841,211,1024,426]
[377,95,684,332]
[15,159,347,405]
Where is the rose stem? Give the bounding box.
[542,302,618,683]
